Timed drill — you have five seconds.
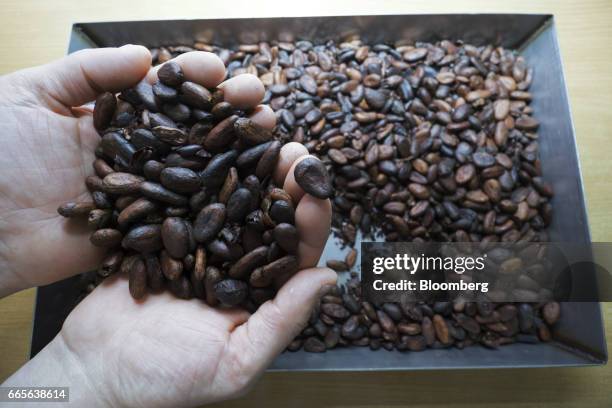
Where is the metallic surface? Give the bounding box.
[32,14,607,370]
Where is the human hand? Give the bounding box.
[4,268,335,407]
[0,45,151,295]
[0,46,329,296]
[1,48,336,406]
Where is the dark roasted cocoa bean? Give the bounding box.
[228,246,268,279]
[117,198,157,227]
[303,337,326,353]
[160,167,201,193]
[158,61,184,86]
[204,115,238,150]
[255,140,281,179]
[273,223,299,254]
[433,315,451,345]
[140,182,189,206]
[90,228,123,247]
[144,254,165,291]
[193,203,226,243]
[180,81,212,109]
[98,250,123,277]
[214,279,248,306]
[262,255,299,279]
[152,126,187,146]
[293,157,333,199]
[93,92,117,131]
[143,160,165,181]
[169,276,193,299]
[153,81,178,101]
[128,257,147,300]
[218,167,239,204]
[204,266,223,306]
[160,250,183,280]
[321,303,350,321]
[57,201,95,218]
[226,188,252,222]
[102,172,144,195]
[269,200,295,224]
[200,150,238,187]
[122,224,163,253]
[234,117,273,145]
[237,142,273,169]
[161,217,190,259]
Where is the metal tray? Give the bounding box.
[31,14,607,370]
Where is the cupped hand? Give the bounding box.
[1,47,336,406]
[0,46,330,295]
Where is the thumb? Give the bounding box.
[225,267,337,377]
[15,44,151,110]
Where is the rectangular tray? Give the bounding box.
[32,14,607,370]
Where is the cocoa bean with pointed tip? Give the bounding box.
[255,140,281,179]
[228,246,268,279]
[200,150,238,188]
[90,228,123,247]
[158,61,184,86]
[57,202,95,218]
[293,157,333,199]
[117,198,157,227]
[262,255,299,279]
[203,115,238,151]
[140,182,188,206]
[237,142,273,169]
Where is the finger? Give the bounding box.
[274,142,309,186]
[295,195,332,269]
[26,45,151,110]
[248,105,276,129]
[272,191,332,288]
[146,51,226,88]
[218,74,265,109]
[225,268,337,377]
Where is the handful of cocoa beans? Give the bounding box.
[58,61,331,309]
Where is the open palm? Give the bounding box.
[0,59,116,294]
